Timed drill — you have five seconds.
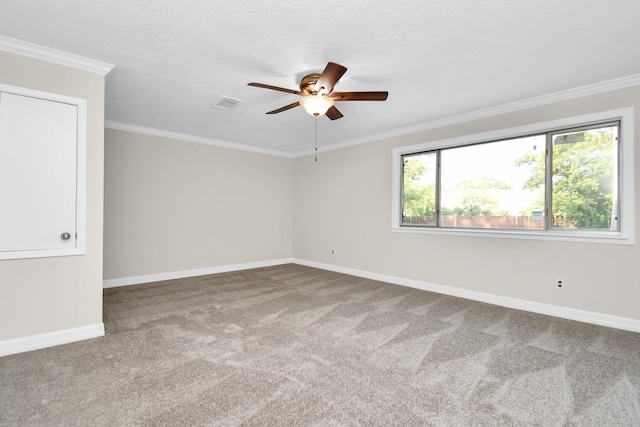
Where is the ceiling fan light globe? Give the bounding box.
[300,95,334,117]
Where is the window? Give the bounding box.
[402,151,437,226]
[392,109,634,244]
[438,135,545,230]
[549,124,618,231]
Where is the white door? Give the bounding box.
[0,92,78,253]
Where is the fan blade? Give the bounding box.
[325,106,343,120]
[266,101,300,114]
[248,82,304,96]
[314,62,347,95]
[330,91,388,101]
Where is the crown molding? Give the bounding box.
[0,35,114,75]
[105,121,293,158]
[293,73,640,157]
[103,72,640,158]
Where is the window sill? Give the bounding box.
[392,225,634,245]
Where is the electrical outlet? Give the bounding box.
[139,257,145,265]
[331,249,335,255]
[556,279,564,289]
[195,251,201,258]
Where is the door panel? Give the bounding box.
[0,92,78,252]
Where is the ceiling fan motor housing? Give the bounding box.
[300,73,321,95]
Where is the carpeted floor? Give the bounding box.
[1,264,639,426]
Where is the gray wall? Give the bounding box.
[4,44,637,350]
[293,86,640,321]
[0,51,106,341]
[103,128,293,280]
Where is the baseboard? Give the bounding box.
[103,258,294,289]
[102,257,640,332]
[0,323,105,357]
[293,258,640,333]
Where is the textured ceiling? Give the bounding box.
[1,0,640,155]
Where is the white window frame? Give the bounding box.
[391,108,635,245]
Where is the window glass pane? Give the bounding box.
[551,124,618,230]
[440,136,545,229]
[402,152,437,226]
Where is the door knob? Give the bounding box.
[60,232,71,240]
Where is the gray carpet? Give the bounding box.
[1,264,639,426]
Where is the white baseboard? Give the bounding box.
[101,257,640,333]
[103,258,294,289]
[293,258,640,333]
[9,259,633,358]
[0,323,105,357]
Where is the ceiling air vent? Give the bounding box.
[212,96,243,111]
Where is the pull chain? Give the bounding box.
[314,116,318,162]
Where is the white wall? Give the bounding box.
[293,86,640,322]
[0,51,106,342]
[103,129,293,281]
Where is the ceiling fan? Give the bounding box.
[248,62,388,120]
